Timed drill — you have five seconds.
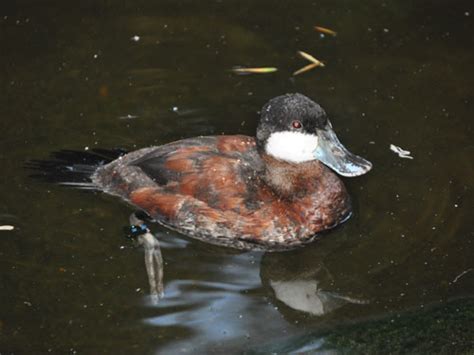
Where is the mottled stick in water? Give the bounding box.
[314,26,337,36]
[231,67,278,75]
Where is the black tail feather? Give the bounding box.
[27,148,127,190]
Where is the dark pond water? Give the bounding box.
[1,0,473,353]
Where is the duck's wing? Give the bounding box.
[131,136,220,187]
[93,135,290,249]
[133,135,264,204]
[93,135,267,213]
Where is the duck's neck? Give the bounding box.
[261,153,328,199]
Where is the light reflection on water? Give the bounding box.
[137,242,371,353]
[143,252,267,353]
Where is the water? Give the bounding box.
[1,0,473,352]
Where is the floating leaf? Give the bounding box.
[293,63,318,76]
[390,144,414,159]
[314,26,337,36]
[231,67,278,75]
[297,51,325,67]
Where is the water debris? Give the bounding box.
[390,144,414,159]
[297,51,325,66]
[231,67,278,75]
[131,35,140,42]
[314,26,337,36]
[293,63,319,76]
[118,114,139,120]
[293,51,325,76]
[452,268,473,283]
[0,225,14,231]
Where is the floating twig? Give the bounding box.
[297,51,325,67]
[0,225,14,231]
[293,51,325,76]
[452,268,473,283]
[314,26,337,36]
[293,63,319,76]
[231,67,278,75]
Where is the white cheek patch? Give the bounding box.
[265,131,319,163]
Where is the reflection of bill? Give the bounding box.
[270,279,367,316]
[261,248,368,317]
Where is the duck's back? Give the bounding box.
[92,135,349,250]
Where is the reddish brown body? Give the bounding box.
[92,135,350,251]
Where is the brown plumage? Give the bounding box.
[89,93,372,251]
[92,135,350,251]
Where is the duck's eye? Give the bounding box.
[291,120,302,129]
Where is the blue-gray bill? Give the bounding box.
[313,120,372,177]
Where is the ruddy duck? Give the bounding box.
[86,93,371,251]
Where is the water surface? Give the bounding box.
[1,0,473,353]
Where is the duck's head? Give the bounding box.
[256,93,372,177]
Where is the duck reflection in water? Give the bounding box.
[129,212,367,315]
[261,251,367,317]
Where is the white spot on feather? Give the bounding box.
[265,131,318,163]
